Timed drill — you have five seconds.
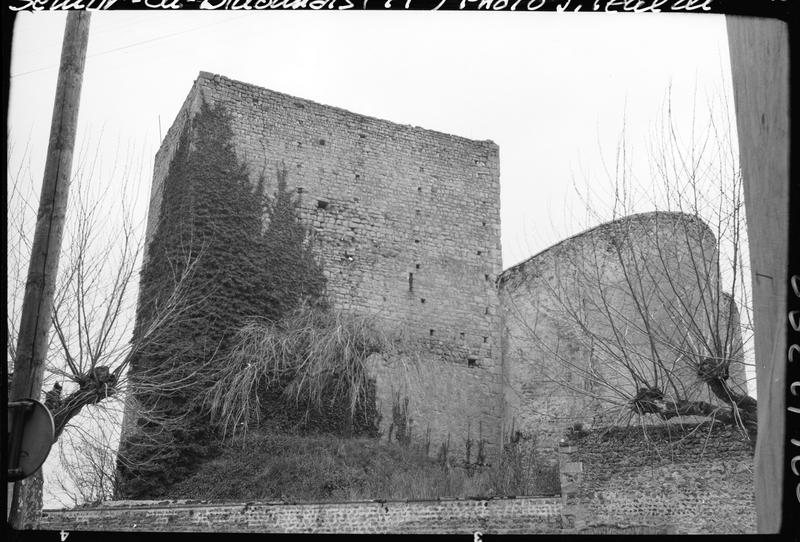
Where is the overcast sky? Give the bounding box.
[9,11,735,268]
[8,11,743,508]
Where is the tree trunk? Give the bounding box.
[655,394,757,442]
[49,368,118,440]
[705,378,758,440]
[8,470,43,529]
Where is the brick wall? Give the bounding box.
[562,424,755,534]
[37,497,562,534]
[38,424,753,535]
[141,72,504,456]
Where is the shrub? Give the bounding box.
[204,304,418,440]
[489,431,561,496]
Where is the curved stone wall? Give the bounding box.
[498,212,748,448]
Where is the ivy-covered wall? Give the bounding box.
[118,100,334,498]
[146,72,503,372]
[129,72,506,470]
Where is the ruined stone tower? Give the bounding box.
[141,71,506,457]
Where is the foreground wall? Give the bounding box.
[39,423,753,535]
[37,497,562,534]
[560,424,755,534]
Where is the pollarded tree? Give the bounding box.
[6,139,201,525]
[500,93,756,445]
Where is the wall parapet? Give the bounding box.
[37,497,562,534]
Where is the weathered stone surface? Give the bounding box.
[366,353,502,459]
[498,212,749,449]
[569,425,755,534]
[37,497,562,534]
[140,72,505,458]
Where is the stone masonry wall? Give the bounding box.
[366,353,502,459]
[37,497,562,534]
[38,424,752,535]
[498,212,748,451]
[144,72,504,455]
[563,424,755,534]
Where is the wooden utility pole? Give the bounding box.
[8,11,91,529]
[726,16,789,534]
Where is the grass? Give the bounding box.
[195,305,560,502]
[171,428,560,502]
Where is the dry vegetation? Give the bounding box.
[195,304,563,503]
[172,427,560,502]
[203,305,394,440]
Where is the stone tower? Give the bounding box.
[137,71,506,458]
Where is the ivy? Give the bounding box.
[259,165,328,322]
[117,100,333,499]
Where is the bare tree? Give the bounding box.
[51,408,122,507]
[7,140,203,518]
[500,91,756,445]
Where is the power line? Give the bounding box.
[11,14,249,79]
[13,13,155,60]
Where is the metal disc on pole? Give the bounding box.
[7,399,55,483]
